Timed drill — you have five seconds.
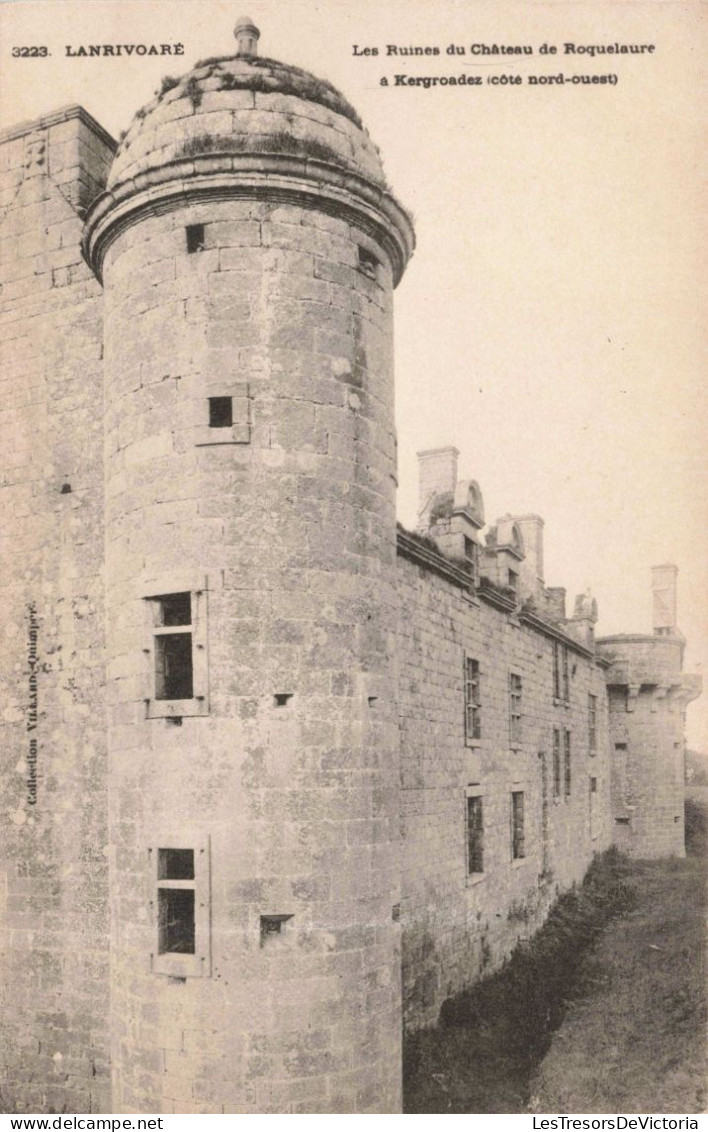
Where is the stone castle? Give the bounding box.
[0,18,701,1115]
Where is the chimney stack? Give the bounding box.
[652,564,678,635]
[417,447,459,530]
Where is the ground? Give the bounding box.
[404,791,707,1115]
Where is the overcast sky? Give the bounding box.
[1,0,705,745]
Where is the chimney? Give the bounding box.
[652,564,678,635]
[509,514,544,600]
[417,447,459,529]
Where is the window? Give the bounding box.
[553,728,561,798]
[511,791,525,860]
[186,224,205,253]
[152,593,193,700]
[357,245,379,277]
[588,693,597,754]
[150,840,211,977]
[464,657,481,743]
[466,794,484,875]
[508,568,518,595]
[509,672,522,747]
[590,777,597,794]
[195,382,251,446]
[553,642,570,702]
[464,537,479,586]
[144,582,208,718]
[208,396,233,429]
[564,729,572,797]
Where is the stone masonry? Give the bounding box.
[0,20,701,1115]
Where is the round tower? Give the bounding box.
[83,20,413,1115]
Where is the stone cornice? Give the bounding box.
[0,103,116,153]
[82,152,415,285]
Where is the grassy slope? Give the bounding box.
[530,800,707,1114]
[403,797,707,1114]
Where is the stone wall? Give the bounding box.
[396,539,612,1032]
[98,193,402,1113]
[0,108,114,1113]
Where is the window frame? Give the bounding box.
[464,655,482,746]
[511,790,525,861]
[144,579,209,719]
[553,641,570,704]
[466,790,484,878]
[564,729,572,798]
[149,838,211,978]
[552,727,561,799]
[588,693,597,755]
[509,671,523,749]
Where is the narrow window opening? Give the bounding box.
[358,245,379,277]
[260,914,293,945]
[590,777,598,794]
[552,728,561,797]
[509,672,522,746]
[208,397,233,429]
[588,693,597,753]
[60,483,72,494]
[564,729,572,797]
[615,742,627,751]
[508,568,518,595]
[511,791,525,860]
[186,224,205,253]
[466,795,484,874]
[465,657,481,742]
[274,693,294,708]
[368,696,378,707]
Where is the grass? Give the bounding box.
[530,799,706,1113]
[404,848,636,1113]
[404,799,707,1113]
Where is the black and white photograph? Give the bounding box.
[0,0,705,1118]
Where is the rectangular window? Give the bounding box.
[553,728,561,797]
[151,593,193,701]
[511,791,525,860]
[358,245,379,277]
[464,537,479,586]
[509,672,522,747]
[150,840,211,977]
[588,693,597,754]
[590,776,598,793]
[158,888,195,955]
[508,568,518,595]
[564,729,572,797]
[464,657,481,743]
[466,794,484,875]
[144,582,208,718]
[208,396,234,429]
[186,223,205,253]
[553,642,570,702]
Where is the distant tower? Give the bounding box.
[83,21,414,1115]
[597,566,701,857]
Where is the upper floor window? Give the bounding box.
[150,841,211,978]
[464,537,479,586]
[186,224,205,253]
[553,728,561,797]
[465,656,481,744]
[508,568,518,596]
[509,672,522,747]
[466,793,484,875]
[553,641,570,703]
[588,694,597,754]
[144,583,208,718]
[511,791,525,860]
[564,729,572,797]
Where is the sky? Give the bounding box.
[1,0,705,745]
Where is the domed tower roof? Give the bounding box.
[84,18,414,283]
